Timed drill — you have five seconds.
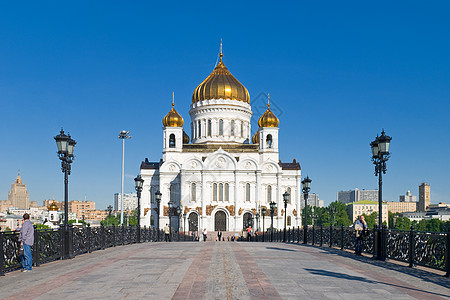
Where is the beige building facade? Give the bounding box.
[387,201,417,214]
[418,182,431,211]
[346,200,388,224]
[8,173,30,209]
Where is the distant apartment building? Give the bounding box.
[300,193,324,208]
[337,188,378,204]
[346,200,388,224]
[114,193,138,211]
[400,190,416,202]
[418,183,431,211]
[69,200,96,220]
[387,201,417,214]
[8,173,30,209]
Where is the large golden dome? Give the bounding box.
[48,201,59,211]
[192,53,250,103]
[258,102,279,128]
[163,102,184,127]
[252,130,259,144]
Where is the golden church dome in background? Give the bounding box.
[163,102,184,127]
[192,53,250,103]
[258,102,279,128]
[252,130,259,144]
[48,201,59,211]
[183,130,190,144]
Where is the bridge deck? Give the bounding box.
[1,242,449,299]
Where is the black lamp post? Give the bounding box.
[177,206,182,232]
[183,212,187,240]
[283,191,290,242]
[168,200,173,241]
[107,205,112,226]
[302,176,311,244]
[54,129,76,259]
[269,201,276,242]
[155,191,162,240]
[134,174,144,243]
[261,207,266,242]
[255,212,260,232]
[370,129,392,261]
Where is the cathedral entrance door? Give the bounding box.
[214,211,226,231]
[188,213,198,232]
[243,212,253,229]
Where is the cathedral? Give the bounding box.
[140,50,302,233]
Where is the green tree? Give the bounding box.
[394,217,411,231]
[328,201,352,227]
[388,211,399,229]
[362,212,377,228]
[35,224,51,230]
[69,219,87,226]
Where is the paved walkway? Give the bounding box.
[1,242,449,299]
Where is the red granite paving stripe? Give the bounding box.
[3,246,146,300]
[172,243,214,300]
[231,243,282,300]
[281,243,449,300]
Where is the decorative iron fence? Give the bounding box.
[0,224,194,275]
[254,225,450,276]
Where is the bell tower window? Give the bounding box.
[169,134,176,148]
[198,120,202,137]
[208,119,212,136]
[231,120,235,136]
[266,134,273,148]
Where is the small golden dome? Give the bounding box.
[258,103,279,128]
[192,53,250,103]
[252,130,259,144]
[183,130,190,144]
[163,103,184,127]
[48,201,59,211]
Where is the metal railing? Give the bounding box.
[0,224,194,275]
[253,225,449,276]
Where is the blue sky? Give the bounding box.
[1,2,449,209]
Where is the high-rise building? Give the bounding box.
[69,200,96,220]
[399,190,416,202]
[114,193,138,212]
[8,172,30,209]
[300,193,324,208]
[418,182,431,211]
[337,188,378,204]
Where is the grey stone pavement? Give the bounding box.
[1,241,449,300]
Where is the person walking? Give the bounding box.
[164,224,170,242]
[202,228,207,242]
[19,213,34,272]
[353,215,368,255]
[217,230,222,241]
[247,225,253,242]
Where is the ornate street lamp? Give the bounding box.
[155,191,162,241]
[269,201,276,242]
[283,191,290,242]
[261,207,266,242]
[134,174,144,243]
[118,130,131,225]
[168,200,173,241]
[370,129,392,261]
[302,176,311,244]
[54,129,76,259]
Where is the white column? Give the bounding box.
[296,175,301,227]
[201,170,206,230]
[276,173,281,229]
[234,171,238,231]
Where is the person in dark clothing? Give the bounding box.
[354,215,368,255]
[217,230,222,241]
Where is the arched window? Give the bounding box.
[267,185,272,203]
[287,187,291,204]
[266,134,273,148]
[230,120,235,136]
[213,183,218,201]
[150,186,154,204]
[241,121,244,137]
[191,183,196,202]
[225,183,229,201]
[219,183,224,201]
[150,215,155,226]
[198,120,202,137]
[169,134,176,148]
[208,119,212,136]
[219,119,224,135]
[287,216,291,226]
[246,183,251,202]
